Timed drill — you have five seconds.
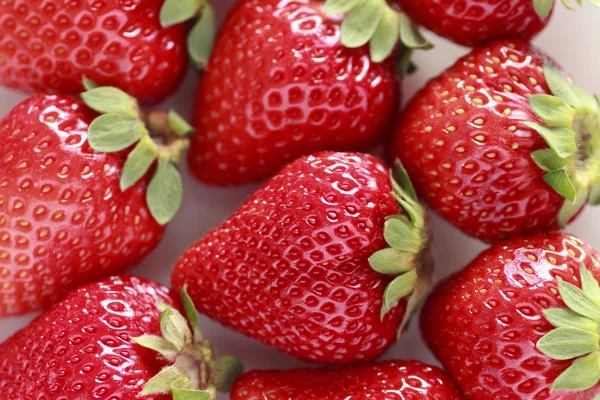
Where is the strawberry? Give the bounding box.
[389,39,600,243]
[0,86,191,316]
[0,0,188,102]
[172,151,432,364]
[183,0,403,186]
[0,275,242,399]
[324,0,599,49]
[421,232,600,399]
[389,0,550,47]
[231,360,463,399]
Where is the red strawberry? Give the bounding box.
[0,0,187,102]
[172,152,432,364]
[0,87,190,316]
[422,232,600,399]
[389,39,600,243]
[186,0,401,186]
[0,275,241,399]
[389,0,550,47]
[231,360,463,399]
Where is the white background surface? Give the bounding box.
[1,1,599,397]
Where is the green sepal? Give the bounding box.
[369,8,399,63]
[544,169,576,201]
[532,0,554,18]
[543,61,581,108]
[181,287,202,342]
[398,12,433,50]
[81,87,139,117]
[147,154,184,225]
[558,279,600,322]
[397,275,429,336]
[552,352,600,391]
[393,160,418,201]
[188,3,216,69]
[523,122,576,158]
[340,0,386,48]
[581,264,600,304]
[120,136,159,191]
[173,389,215,400]
[131,335,179,359]
[381,269,418,319]
[82,76,99,91]
[589,185,600,205]
[87,114,146,153]
[543,308,598,332]
[531,149,568,172]
[141,365,194,395]
[169,110,196,137]
[529,94,575,128]
[383,216,422,253]
[160,0,202,27]
[537,327,599,360]
[369,248,416,275]
[213,356,244,392]
[160,308,191,351]
[323,0,362,14]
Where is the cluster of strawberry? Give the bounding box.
[0,0,599,399]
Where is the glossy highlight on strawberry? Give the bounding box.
[189,0,400,186]
[0,0,187,102]
[0,95,163,316]
[422,232,600,399]
[232,360,463,399]
[173,152,432,364]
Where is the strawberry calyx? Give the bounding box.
[132,288,244,399]
[81,81,193,225]
[537,264,600,393]
[323,0,433,67]
[525,61,600,227]
[369,160,432,337]
[532,0,600,20]
[160,0,216,69]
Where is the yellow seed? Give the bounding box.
[508,126,517,132]
[493,95,503,102]
[455,109,464,115]
[442,163,451,169]
[548,244,556,251]
[568,249,576,256]
[503,108,511,116]
[529,77,538,86]
[486,152,497,159]
[447,126,456,132]
[466,86,475,91]
[524,268,534,274]
[485,66,494,73]
[449,97,458,103]
[424,126,432,133]
[528,254,536,261]
[474,118,484,125]
[509,54,519,62]
[512,142,519,149]
[456,147,465,153]
[503,84,513,92]
[475,135,485,142]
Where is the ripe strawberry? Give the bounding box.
[0,87,190,316]
[422,232,600,399]
[172,152,432,364]
[390,39,600,243]
[186,0,402,186]
[231,360,463,399]
[389,0,551,47]
[0,275,241,399]
[0,0,187,102]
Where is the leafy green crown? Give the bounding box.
[369,161,432,337]
[526,61,600,227]
[132,288,243,399]
[537,264,600,395]
[160,0,216,69]
[81,79,193,225]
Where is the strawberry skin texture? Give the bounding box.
[189,0,400,186]
[173,152,405,364]
[0,276,176,400]
[421,232,600,399]
[231,360,463,400]
[0,95,163,316]
[390,0,550,47]
[0,0,187,102]
[390,40,564,243]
